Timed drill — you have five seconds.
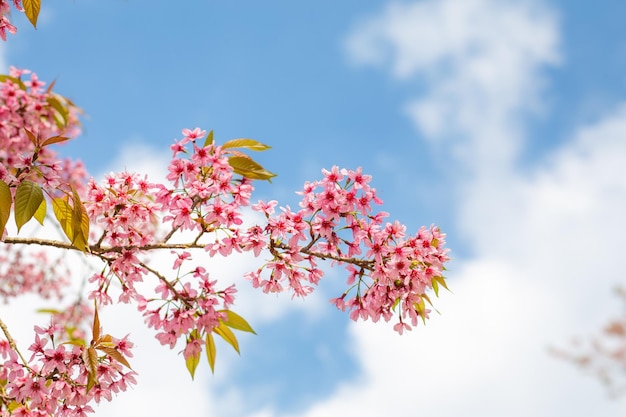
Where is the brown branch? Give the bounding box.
[0,317,29,366]
[139,262,194,309]
[273,241,374,270]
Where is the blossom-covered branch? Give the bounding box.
[0,69,451,416]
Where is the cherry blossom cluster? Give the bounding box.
[553,287,626,396]
[85,131,254,355]
[0,1,20,41]
[0,324,136,416]
[0,67,86,197]
[248,166,450,333]
[0,68,451,415]
[0,244,69,302]
[0,68,85,301]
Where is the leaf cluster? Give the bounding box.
[204,131,276,181]
[186,310,256,379]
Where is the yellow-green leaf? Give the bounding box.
[203,129,214,147]
[61,339,86,348]
[219,310,256,334]
[432,279,439,297]
[222,138,271,152]
[36,308,61,315]
[185,350,201,380]
[414,298,427,325]
[214,322,240,354]
[205,333,216,373]
[432,276,450,293]
[70,187,90,252]
[23,0,41,29]
[422,293,433,307]
[46,96,69,128]
[0,75,27,91]
[52,195,90,252]
[228,156,276,181]
[7,400,21,412]
[421,293,440,314]
[34,197,46,225]
[14,180,43,232]
[0,180,11,237]
[52,196,72,237]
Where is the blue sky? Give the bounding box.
[2,0,626,416]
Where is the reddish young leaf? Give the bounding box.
[83,347,99,393]
[98,346,133,370]
[41,135,71,147]
[92,303,101,342]
[23,128,39,146]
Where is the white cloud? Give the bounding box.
[345,0,560,173]
[0,42,6,73]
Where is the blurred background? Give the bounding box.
[2,0,626,415]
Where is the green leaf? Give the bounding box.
[214,322,240,354]
[23,0,41,29]
[41,135,71,147]
[203,129,214,147]
[222,138,271,152]
[219,310,257,334]
[0,180,11,238]
[432,279,439,297]
[205,333,216,373]
[14,180,43,232]
[228,156,277,181]
[33,197,46,226]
